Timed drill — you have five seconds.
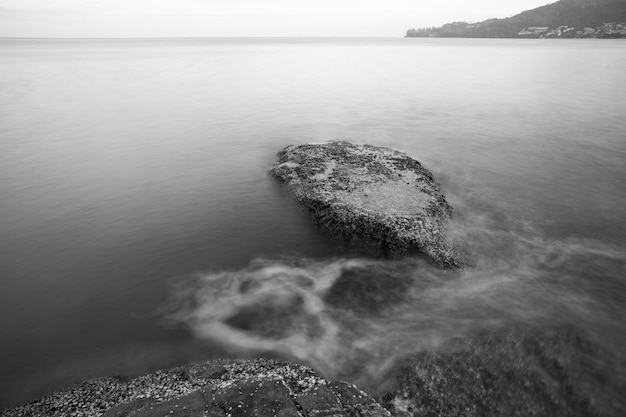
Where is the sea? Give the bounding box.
[1,37,625,410]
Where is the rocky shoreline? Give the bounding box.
[1,359,391,417]
[4,325,623,417]
[270,141,462,268]
[380,324,626,417]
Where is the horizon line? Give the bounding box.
[0,35,404,40]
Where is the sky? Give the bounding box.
[0,0,554,38]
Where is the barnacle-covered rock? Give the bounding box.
[1,359,391,417]
[271,141,462,267]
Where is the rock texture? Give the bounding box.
[381,324,626,417]
[1,359,391,417]
[270,141,461,267]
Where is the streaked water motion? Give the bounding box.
[1,37,625,408]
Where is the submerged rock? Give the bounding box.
[271,141,461,267]
[1,359,391,417]
[380,324,626,417]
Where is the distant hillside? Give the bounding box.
[406,0,626,38]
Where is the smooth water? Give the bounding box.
[1,38,625,408]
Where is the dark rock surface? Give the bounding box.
[380,324,626,417]
[1,359,391,417]
[270,141,461,267]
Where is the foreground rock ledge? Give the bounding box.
[1,359,390,417]
[271,141,461,267]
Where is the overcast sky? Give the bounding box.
[0,0,553,38]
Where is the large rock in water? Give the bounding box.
[2,359,391,417]
[271,141,461,267]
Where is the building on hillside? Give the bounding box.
[518,27,550,37]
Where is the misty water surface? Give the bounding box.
[1,37,625,408]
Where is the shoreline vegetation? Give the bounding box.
[406,0,626,38]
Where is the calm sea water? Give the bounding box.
[1,38,625,409]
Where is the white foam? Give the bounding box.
[165,210,626,384]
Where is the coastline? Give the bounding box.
[4,324,625,416]
[1,359,391,417]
